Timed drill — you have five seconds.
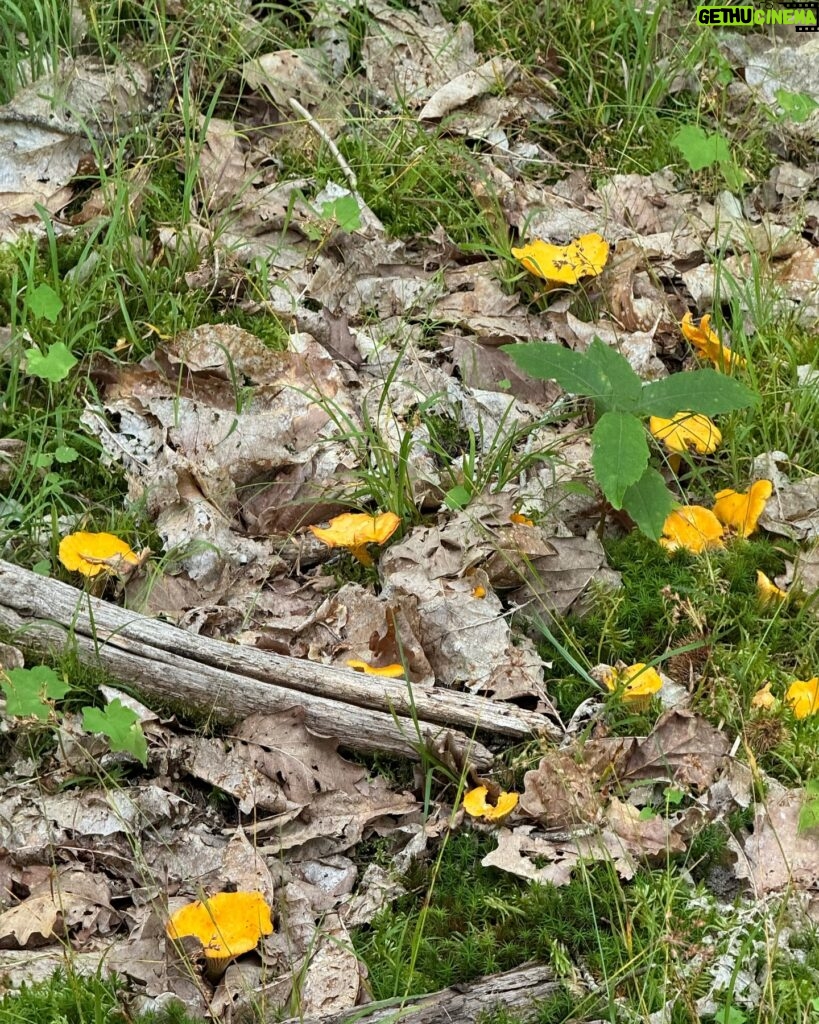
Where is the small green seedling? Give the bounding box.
[503,338,758,538]
[82,700,149,766]
[1,665,70,720]
[671,124,744,189]
[24,342,78,383]
[798,779,819,833]
[26,282,63,323]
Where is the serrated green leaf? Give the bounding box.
[591,411,649,509]
[26,282,63,322]
[25,342,78,383]
[54,445,79,464]
[671,124,731,171]
[585,339,642,410]
[638,369,757,417]
[502,343,612,403]
[622,467,677,540]
[82,700,148,765]
[2,665,71,719]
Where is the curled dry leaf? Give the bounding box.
[584,708,730,791]
[713,480,773,538]
[649,412,721,455]
[660,506,725,554]
[512,232,609,284]
[519,751,601,829]
[751,682,777,710]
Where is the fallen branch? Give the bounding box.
[273,964,561,1024]
[0,560,561,766]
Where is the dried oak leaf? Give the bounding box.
[584,708,730,791]
[519,751,602,828]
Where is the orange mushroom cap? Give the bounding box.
[166,891,273,977]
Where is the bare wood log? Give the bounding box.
[0,560,561,763]
[270,964,560,1024]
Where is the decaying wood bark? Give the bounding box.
[0,560,561,767]
[272,964,561,1024]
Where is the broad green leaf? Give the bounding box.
[591,411,649,509]
[671,124,731,171]
[25,342,78,382]
[585,339,642,410]
[444,484,472,510]
[82,699,148,765]
[622,467,677,540]
[776,89,819,124]
[502,344,612,403]
[2,665,70,719]
[27,282,63,322]
[638,369,757,417]
[321,193,362,232]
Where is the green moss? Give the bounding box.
[0,970,204,1024]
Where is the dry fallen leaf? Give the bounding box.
[732,787,819,896]
[519,751,602,828]
[584,708,730,791]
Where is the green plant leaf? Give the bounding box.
[444,484,472,510]
[502,344,611,404]
[585,339,642,410]
[622,467,676,540]
[591,411,649,509]
[638,369,756,417]
[26,282,63,322]
[775,88,819,124]
[714,1006,747,1024]
[54,445,79,464]
[25,342,78,382]
[671,124,731,171]
[82,699,148,765]
[798,779,819,833]
[1,665,70,720]
[321,193,362,232]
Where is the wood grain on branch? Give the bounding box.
[272,964,560,1024]
[0,560,561,766]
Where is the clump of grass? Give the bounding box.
[0,969,203,1024]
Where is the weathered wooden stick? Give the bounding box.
[0,561,560,763]
[271,964,560,1024]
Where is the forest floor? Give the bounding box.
[1,2,819,1023]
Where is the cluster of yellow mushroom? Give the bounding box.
[659,480,773,554]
